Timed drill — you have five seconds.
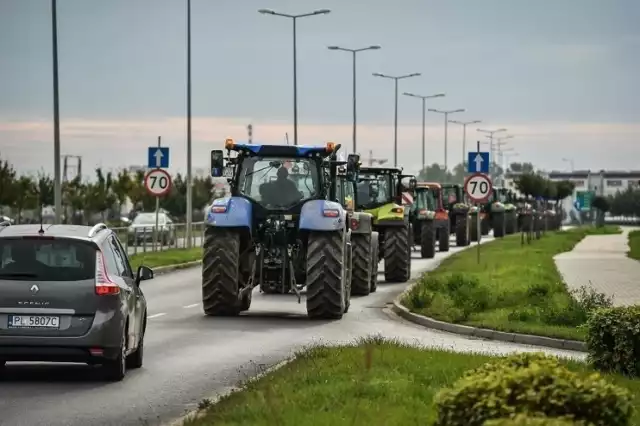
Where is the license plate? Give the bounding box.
[8,315,60,329]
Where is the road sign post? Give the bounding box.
[466,141,494,263]
[145,137,172,251]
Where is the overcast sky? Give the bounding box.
[1,0,639,178]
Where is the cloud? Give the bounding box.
[1,117,640,177]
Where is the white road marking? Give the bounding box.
[183,303,200,309]
[148,313,167,319]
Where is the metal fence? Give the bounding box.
[112,222,206,256]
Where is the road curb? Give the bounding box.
[391,280,587,353]
[164,356,296,426]
[152,260,202,276]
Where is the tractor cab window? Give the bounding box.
[497,190,509,203]
[237,157,319,208]
[413,189,437,211]
[356,174,392,208]
[442,186,459,205]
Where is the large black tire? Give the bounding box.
[493,212,506,238]
[469,215,479,242]
[384,225,411,282]
[438,224,450,252]
[455,215,469,246]
[306,231,346,319]
[202,227,242,316]
[350,234,372,296]
[505,212,517,235]
[481,217,490,236]
[370,234,379,293]
[126,316,145,369]
[420,221,436,259]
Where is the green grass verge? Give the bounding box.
[129,247,202,270]
[183,338,640,426]
[402,226,621,342]
[628,230,640,261]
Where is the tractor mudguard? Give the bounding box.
[205,196,253,233]
[299,200,346,231]
[491,202,506,213]
[366,203,405,226]
[349,211,373,234]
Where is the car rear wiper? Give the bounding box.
[0,272,39,278]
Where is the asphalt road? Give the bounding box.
[0,234,585,426]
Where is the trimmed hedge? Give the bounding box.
[483,414,585,425]
[586,305,640,377]
[434,352,633,426]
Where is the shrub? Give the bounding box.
[571,285,614,313]
[483,414,585,425]
[434,353,633,426]
[586,305,640,377]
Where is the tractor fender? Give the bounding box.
[205,196,252,233]
[349,211,373,234]
[299,200,346,232]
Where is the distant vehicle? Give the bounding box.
[0,221,153,381]
[127,212,176,246]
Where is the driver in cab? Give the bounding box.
[261,167,302,206]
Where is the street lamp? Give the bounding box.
[448,119,481,170]
[259,8,331,146]
[403,92,445,172]
[477,127,507,177]
[428,108,465,171]
[51,0,62,224]
[372,72,421,166]
[328,45,381,155]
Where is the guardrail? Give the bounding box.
[112,221,206,255]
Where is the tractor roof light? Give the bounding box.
[325,142,336,153]
[225,138,235,149]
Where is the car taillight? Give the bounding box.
[211,205,227,213]
[350,218,359,230]
[95,251,120,296]
[323,209,339,218]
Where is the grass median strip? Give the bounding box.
[403,226,621,341]
[129,247,202,270]
[182,337,640,426]
[628,230,640,261]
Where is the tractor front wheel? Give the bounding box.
[306,231,346,319]
[383,225,411,283]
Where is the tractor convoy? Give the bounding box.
[201,138,555,321]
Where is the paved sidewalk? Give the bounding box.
[554,227,640,306]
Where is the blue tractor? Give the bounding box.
[203,139,359,319]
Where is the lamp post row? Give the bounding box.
[49,4,510,223]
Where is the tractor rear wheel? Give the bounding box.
[469,215,479,242]
[369,233,379,293]
[202,227,242,316]
[505,212,517,234]
[455,214,470,246]
[420,221,436,259]
[306,231,346,319]
[493,212,506,238]
[384,225,411,283]
[439,223,450,252]
[350,234,372,296]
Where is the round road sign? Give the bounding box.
[144,169,172,197]
[464,172,493,203]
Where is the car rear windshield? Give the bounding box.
[0,238,96,281]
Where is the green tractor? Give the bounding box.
[334,161,380,296]
[441,183,471,246]
[409,182,451,259]
[494,187,519,235]
[356,166,416,283]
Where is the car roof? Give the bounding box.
[0,224,109,242]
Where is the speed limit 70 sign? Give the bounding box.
[144,169,172,197]
[464,172,493,203]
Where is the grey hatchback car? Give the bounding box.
[0,222,153,381]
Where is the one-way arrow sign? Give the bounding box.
[147,146,170,169]
[467,151,490,174]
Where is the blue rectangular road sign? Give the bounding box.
[467,151,490,174]
[147,147,170,169]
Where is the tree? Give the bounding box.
[13,176,37,222]
[509,162,535,173]
[514,173,546,198]
[160,173,187,219]
[555,180,576,204]
[0,154,17,210]
[111,169,132,216]
[128,170,156,211]
[37,174,54,206]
